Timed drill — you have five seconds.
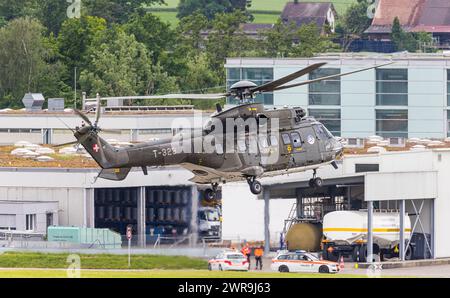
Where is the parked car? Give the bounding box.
[208,251,249,271]
[271,251,339,274]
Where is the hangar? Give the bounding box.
[249,146,450,261]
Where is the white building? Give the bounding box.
[226,53,450,139]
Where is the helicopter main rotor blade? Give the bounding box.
[53,141,79,148]
[250,62,327,94]
[272,62,395,91]
[74,109,92,125]
[94,93,101,126]
[84,93,228,103]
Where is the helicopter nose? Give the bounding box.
[333,138,344,158]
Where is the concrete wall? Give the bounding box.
[221,182,294,242]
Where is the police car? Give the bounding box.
[271,251,340,274]
[208,251,249,271]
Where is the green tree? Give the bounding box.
[58,16,107,72]
[337,0,372,51]
[259,19,297,57]
[177,0,251,20]
[0,17,68,108]
[177,12,209,55]
[291,23,340,57]
[206,11,255,80]
[79,27,179,102]
[83,0,164,24]
[391,17,423,52]
[0,0,38,21]
[123,13,175,64]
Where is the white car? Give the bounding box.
[271,251,340,274]
[208,251,249,271]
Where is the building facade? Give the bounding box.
[226,53,450,139]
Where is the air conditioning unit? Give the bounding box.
[388,137,406,147]
[343,138,365,148]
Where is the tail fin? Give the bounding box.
[78,132,129,169]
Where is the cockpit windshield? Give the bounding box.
[314,124,333,139]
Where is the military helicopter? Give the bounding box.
[62,62,392,199]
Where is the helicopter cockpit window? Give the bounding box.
[291,132,302,148]
[313,124,330,140]
[258,136,269,148]
[281,133,291,145]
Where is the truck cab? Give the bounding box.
[198,207,221,240]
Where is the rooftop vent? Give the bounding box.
[48,98,65,112]
[22,93,44,112]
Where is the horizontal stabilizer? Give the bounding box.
[98,168,131,181]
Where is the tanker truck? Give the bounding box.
[321,211,412,262]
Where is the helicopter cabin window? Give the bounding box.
[308,68,341,105]
[281,133,291,145]
[291,132,302,148]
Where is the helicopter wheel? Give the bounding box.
[247,178,262,195]
[204,189,217,201]
[308,177,323,188]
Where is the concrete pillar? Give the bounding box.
[84,188,95,228]
[189,186,199,247]
[42,129,53,145]
[131,129,139,143]
[431,199,435,259]
[264,190,271,253]
[367,200,373,263]
[399,200,405,261]
[137,187,146,247]
[295,189,303,218]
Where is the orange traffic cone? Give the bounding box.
[339,256,345,270]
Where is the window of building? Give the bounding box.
[309,68,341,105]
[308,109,341,136]
[447,70,450,106]
[270,135,278,146]
[376,110,408,138]
[447,111,450,137]
[25,214,36,231]
[226,68,274,105]
[376,69,408,106]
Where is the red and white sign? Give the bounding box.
[126,226,132,240]
[93,144,100,153]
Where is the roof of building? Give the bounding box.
[366,0,450,34]
[240,23,274,35]
[281,1,335,28]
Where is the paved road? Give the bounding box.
[249,258,450,277]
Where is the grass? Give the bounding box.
[252,13,279,24]
[148,0,357,15]
[152,11,180,27]
[0,252,207,270]
[0,269,370,278]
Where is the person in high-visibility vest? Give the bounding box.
[254,246,264,270]
[241,244,251,268]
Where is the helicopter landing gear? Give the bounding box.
[247,177,262,195]
[308,169,323,188]
[204,183,219,201]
